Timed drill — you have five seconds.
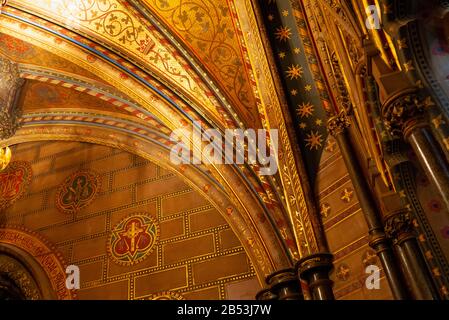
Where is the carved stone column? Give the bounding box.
[384,209,439,299]
[327,111,409,299]
[255,288,277,301]
[296,253,334,300]
[382,90,449,213]
[0,56,24,170]
[256,268,303,300]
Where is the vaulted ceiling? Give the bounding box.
[0,0,327,281]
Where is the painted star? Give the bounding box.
[294,48,301,54]
[304,84,312,92]
[268,14,274,21]
[279,52,286,59]
[275,26,292,42]
[297,102,314,118]
[291,89,298,96]
[282,10,289,17]
[423,96,435,108]
[315,118,323,126]
[325,139,336,152]
[397,38,408,49]
[299,122,307,129]
[443,137,449,151]
[404,60,415,72]
[432,114,446,129]
[286,64,303,80]
[305,131,323,150]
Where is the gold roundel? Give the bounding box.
[0,161,32,210]
[56,170,100,214]
[108,214,160,266]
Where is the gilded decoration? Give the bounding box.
[0,226,74,299]
[0,254,41,300]
[0,55,24,140]
[0,161,32,211]
[383,210,414,242]
[55,170,100,214]
[8,0,223,125]
[382,91,435,137]
[108,214,160,266]
[145,291,184,300]
[141,0,258,127]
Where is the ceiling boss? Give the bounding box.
[0,56,24,171]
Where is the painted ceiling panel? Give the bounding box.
[9,0,227,127]
[0,33,106,82]
[19,80,130,115]
[139,0,259,127]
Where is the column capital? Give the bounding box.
[0,56,24,140]
[381,89,435,139]
[384,210,415,244]
[296,253,334,278]
[327,111,351,137]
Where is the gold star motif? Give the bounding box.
[286,64,303,80]
[325,139,336,152]
[340,188,354,203]
[297,102,314,118]
[279,52,286,59]
[320,203,331,218]
[423,96,435,108]
[291,89,298,96]
[299,122,307,129]
[275,26,292,42]
[336,264,350,281]
[305,131,323,150]
[433,268,441,277]
[282,10,289,17]
[304,84,312,92]
[415,80,424,88]
[443,137,449,151]
[432,114,446,129]
[268,14,274,21]
[397,38,408,49]
[294,48,301,54]
[315,119,323,126]
[404,60,415,72]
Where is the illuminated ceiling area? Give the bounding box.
[0,0,317,299]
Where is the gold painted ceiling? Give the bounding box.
[0,0,329,278]
[8,0,261,129]
[140,0,258,126]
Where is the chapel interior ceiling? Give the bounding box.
[0,1,297,281]
[6,0,262,129]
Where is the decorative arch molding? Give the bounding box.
[0,226,74,300]
[2,122,293,282]
[0,1,308,262]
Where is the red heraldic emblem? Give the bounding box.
[109,215,159,265]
